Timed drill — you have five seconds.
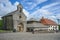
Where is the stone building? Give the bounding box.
[2,4,27,32]
[40,17,59,31]
[2,4,59,32]
[26,18,49,32]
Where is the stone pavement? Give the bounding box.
[0,32,60,40]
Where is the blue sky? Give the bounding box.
[9,0,60,13]
[0,0,60,23]
[9,0,58,13]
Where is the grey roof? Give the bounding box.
[2,10,27,18]
[27,18,39,21]
[2,10,17,18]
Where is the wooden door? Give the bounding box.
[18,23,24,32]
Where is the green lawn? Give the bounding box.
[0,30,6,32]
[0,30,13,33]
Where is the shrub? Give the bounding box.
[0,20,3,29]
[58,25,60,30]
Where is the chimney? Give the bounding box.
[41,16,44,19]
[40,16,44,23]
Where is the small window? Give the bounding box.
[19,16,22,18]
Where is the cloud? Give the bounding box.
[0,0,17,16]
[23,9,30,17]
[41,2,60,9]
[41,2,60,20]
[55,14,60,19]
[0,0,47,17]
[0,0,30,20]
[29,2,60,16]
[28,9,47,20]
[14,1,19,6]
[30,2,60,22]
[0,0,60,23]
[41,2,60,15]
[22,0,47,10]
[30,9,52,18]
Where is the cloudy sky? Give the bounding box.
[0,0,60,23]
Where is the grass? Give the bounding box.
[0,30,9,33]
[0,30,6,32]
[0,30,13,33]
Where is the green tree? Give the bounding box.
[58,25,60,30]
[0,20,3,29]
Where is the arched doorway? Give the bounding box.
[17,23,24,32]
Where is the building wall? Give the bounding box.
[13,11,26,32]
[2,15,13,30]
[27,22,48,27]
[26,21,49,32]
[48,25,59,31]
[2,17,7,29]
[2,4,27,32]
[13,12,19,30]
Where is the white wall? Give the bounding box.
[48,25,59,31]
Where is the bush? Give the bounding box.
[0,20,3,26]
[58,25,60,30]
[0,20,3,29]
[13,29,16,32]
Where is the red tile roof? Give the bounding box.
[40,17,57,25]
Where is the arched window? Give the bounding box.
[19,8,22,12]
[17,4,23,12]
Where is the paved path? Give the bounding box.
[0,32,60,40]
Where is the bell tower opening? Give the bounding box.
[17,4,23,12]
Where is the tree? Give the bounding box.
[0,20,3,29]
[58,25,60,30]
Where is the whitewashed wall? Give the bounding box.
[48,25,59,31]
